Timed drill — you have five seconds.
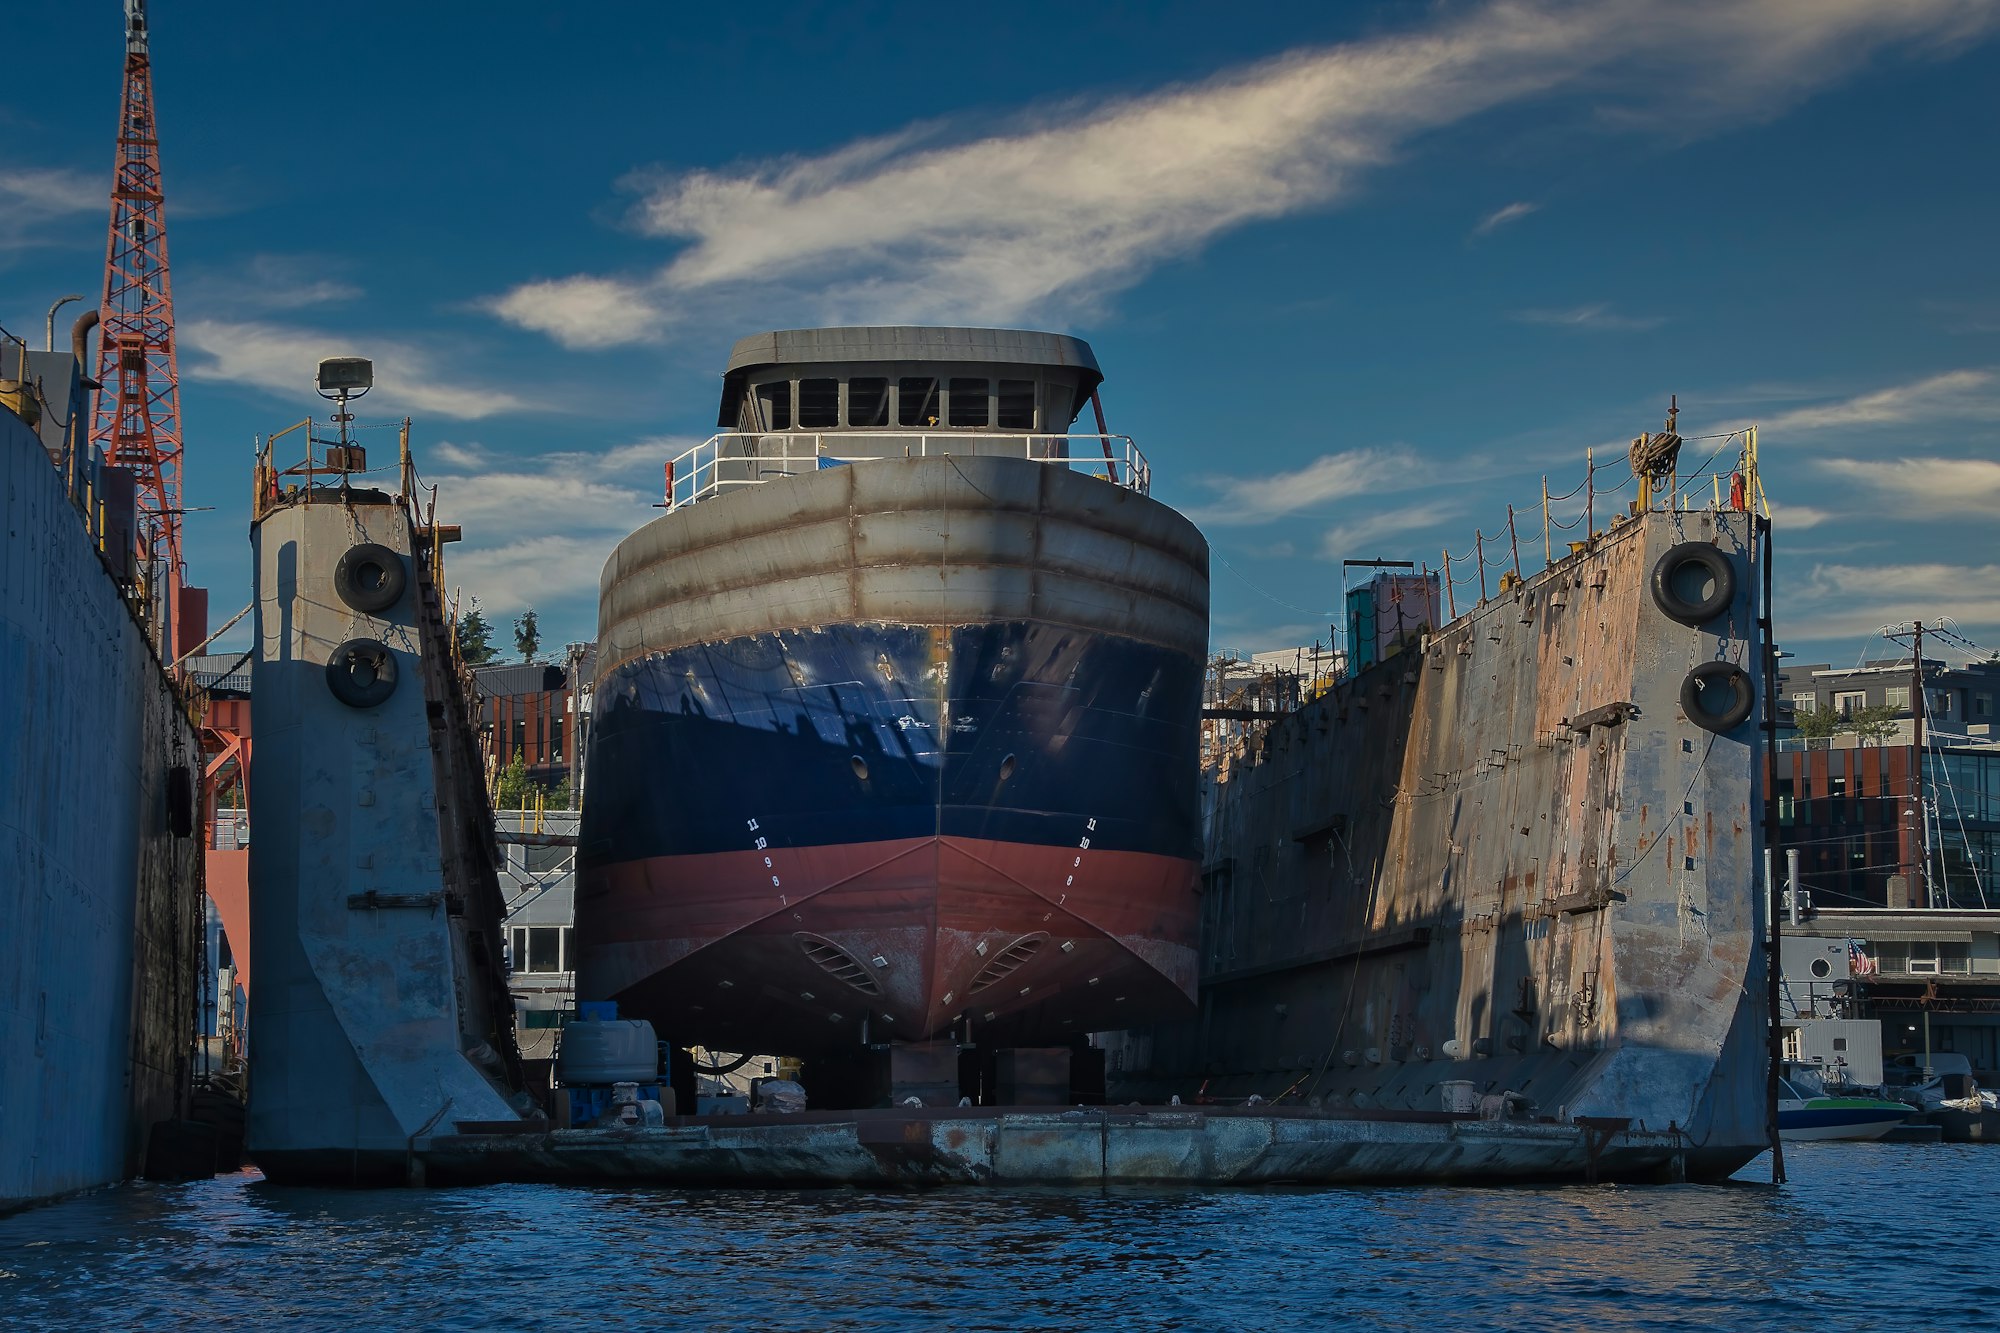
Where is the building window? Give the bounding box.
[1931,691,1953,716]
[1908,941,1939,974]
[997,379,1036,430]
[947,378,990,427]
[1978,695,1993,719]
[756,381,792,430]
[1941,943,1972,974]
[898,377,939,426]
[526,843,569,874]
[562,927,576,971]
[1885,686,1910,710]
[527,926,563,973]
[798,377,839,428]
[1791,693,1817,713]
[510,927,527,969]
[1834,691,1866,719]
[522,1009,564,1030]
[847,377,889,427]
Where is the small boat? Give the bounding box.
[1778,1074,1913,1142]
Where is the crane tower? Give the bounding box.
[92,0,190,654]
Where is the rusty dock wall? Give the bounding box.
[1107,508,1768,1177]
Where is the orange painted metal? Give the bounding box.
[92,7,190,654]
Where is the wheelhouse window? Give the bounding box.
[898,377,939,426]
[997,379,1036,430]
[847,377,889,427]
[755,381,792,430]
[948,378,990,427]
[798,378,839,428]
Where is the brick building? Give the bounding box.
[471,644,594,794]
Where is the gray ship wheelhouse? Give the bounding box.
[668,326,1147,507]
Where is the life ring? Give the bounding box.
[1681,661,1754,733]
[1650,542,1734,626]
[333,542,407,614]
[326,638,399,709]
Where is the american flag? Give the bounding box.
[1848,939,1877,977]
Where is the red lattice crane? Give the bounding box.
[92,0,190,654]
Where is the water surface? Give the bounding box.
[2,1145,1988,1330]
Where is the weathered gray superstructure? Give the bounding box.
[1107,499,1773,1179]
[245,423,533,1182]
[1,331,204,1212]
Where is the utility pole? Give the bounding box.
[1913,621,1934,909]
[1885,620,1933,909]
[92,0,189,657]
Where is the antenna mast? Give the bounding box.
[92,0,187,654]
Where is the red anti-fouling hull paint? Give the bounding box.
[577,837,1199,1053]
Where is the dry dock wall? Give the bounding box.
[1109,509,1767,1173]
[247,491,521,1182]
[0,403,202,1212]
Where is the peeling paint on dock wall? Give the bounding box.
[1107,509,1767,1178]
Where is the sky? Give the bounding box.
[5,0,1998,669]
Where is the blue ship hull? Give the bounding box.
[575,619,1205,1051]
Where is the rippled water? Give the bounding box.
[3,1144,1995,1330]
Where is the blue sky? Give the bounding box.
[5,0,1998,667]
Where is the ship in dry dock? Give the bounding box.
[1104,422,1777,1180]
[576,328,1209,1085]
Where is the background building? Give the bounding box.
[1779,656,2000,747]
[472,642,595,796]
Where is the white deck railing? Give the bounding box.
[662,432,1151,510]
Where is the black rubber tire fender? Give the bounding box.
[333,542,407,614]
[326,637,399,709]
[1650,542,1735,626]
[1681,660,1754,733]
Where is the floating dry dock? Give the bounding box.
[422,1104,1699,1187]
[243,375,1774,1191]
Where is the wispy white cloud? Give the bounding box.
[446,533,620,622]
[492,0,2000,345]
[1188,447,1416,526]
[0,167,101,250]
[1769,501,1835,531]
[428,435,697,619]
[1509,303,1665,332]
[183,253,361,315]
[1320,501,1464,559]
[180,318,530,420]
[1472,201,1539,236]
[1758,369,1997,433]
[1781,560,2000,644]
[0,167,98,215]
[1818,456,2000,517]
[489,275,669,349]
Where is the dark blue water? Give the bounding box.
[3,1145,1993,1330]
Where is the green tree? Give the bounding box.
[455,598,498,665]
[548,776,575,810]
[514,607,541,663]
[1851,702,1901,747]
[496,749,531,807]
[1792,701,1843,749]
